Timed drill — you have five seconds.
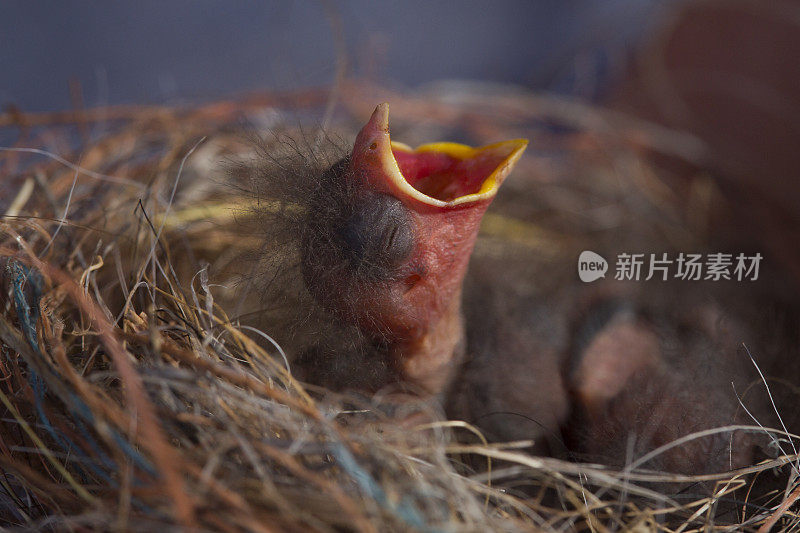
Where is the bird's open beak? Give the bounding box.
[350,103,527,211]
[332,102,528,347]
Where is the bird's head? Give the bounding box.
[302,103,527,349]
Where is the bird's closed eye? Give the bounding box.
[383,223,402,256]
[335,193,414,277]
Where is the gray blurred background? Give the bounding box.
[1,1,663,112]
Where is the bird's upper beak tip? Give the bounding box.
[369,102,390,132]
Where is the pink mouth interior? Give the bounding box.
[392,149,506,202]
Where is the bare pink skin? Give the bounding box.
[573,318,662,416]
[320,104,525,393]
[566,292,765,476]
[344,105,496,339]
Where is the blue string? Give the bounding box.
[70,398,156,478]
[6,261,156,486]
[9,263,76,457]
[330,442,437,532]
[71,415,157,513]
[8,262,40,349]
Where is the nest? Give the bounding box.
[0,81,798,531]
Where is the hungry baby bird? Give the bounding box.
[244,102,573,456]
[301,103,527,395]
[244,103,794,476]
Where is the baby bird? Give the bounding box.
[245,103,796,477]
[301,103,527,395]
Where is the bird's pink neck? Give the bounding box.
[391,289,465,395]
